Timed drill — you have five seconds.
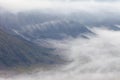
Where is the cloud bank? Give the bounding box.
[1,28,120,80]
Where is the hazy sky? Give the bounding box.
[0,0,120,12]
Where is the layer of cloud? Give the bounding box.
[1,28,120,80]
[47,28,120,72]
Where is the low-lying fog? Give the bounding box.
[0,28,120,80]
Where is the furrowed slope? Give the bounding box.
[0,29,63,70]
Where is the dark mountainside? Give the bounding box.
[0,10,93,40]
[0,10,120,41]
[0,8,120,72]
[0,28,64,70]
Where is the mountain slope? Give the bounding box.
[17,20,93,40]
[0,28,63,70]
[1,10,120,41]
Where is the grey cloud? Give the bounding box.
[1,28,120,80]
